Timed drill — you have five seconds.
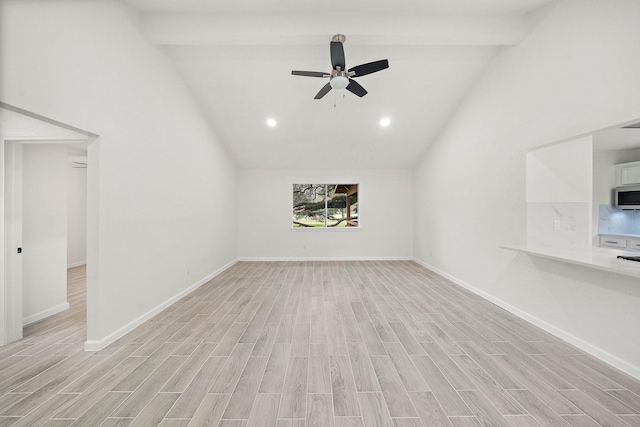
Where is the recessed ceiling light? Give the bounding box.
[380,117,391,127]
[266,118,277,127]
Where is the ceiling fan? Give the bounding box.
[291,34,389,99]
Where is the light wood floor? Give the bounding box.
[0,261,639,426]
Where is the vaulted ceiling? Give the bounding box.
[123,0,553,169]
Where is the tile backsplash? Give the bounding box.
[599,204,640,236]
[527,202,589,247]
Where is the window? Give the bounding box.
[292,184,359,228]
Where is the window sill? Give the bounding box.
[291,227,362,232]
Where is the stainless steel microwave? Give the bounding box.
[615,185,640,209]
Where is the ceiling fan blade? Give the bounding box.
[346,80,368,97]
[292,70,330,78]
[348,59,389,77]
[330,41,346,70]
[314,82,332,99]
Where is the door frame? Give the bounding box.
[1,103,97,346]
[2,141,23,344]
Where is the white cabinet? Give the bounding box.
[615,161,640,186]
[599,235,640,251]
[600,236,627,249]
[628,239,640,251]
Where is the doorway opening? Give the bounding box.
[1,103,97,347]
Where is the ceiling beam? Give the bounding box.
[141,12,530,46]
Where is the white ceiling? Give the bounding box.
[124,0,553,169]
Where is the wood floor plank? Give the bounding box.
[113,355,186,417]
[54,357,144,419]
[246,393,280,427]
[9,393,78,427]
[530,354,637,415]
[209,343,254,393]
[342,316,364,343]
[455,342,521,390]
[186,393,231,427]
[276,420,305,427]
[388,323,425,356]
[111,343,179,392]
[66,391,130,426]
[252,322,281,357]
[420,322,463,355]
[158,420,190,427]
[219,421,248,427]
[330,356,361,417]
[561,415,603,427]
[260,343,291,394]
[383,343,429,392]
[420,342,476,391]
[307,394,334,427]
[334,417,364,427]
[358,392,394,427]
[0,263,638,427]
[309,343,331,394]
[411,356,472,417]
[166,357,226,418]
[507,389,573,427]
[326,305,349,357]
[310,314,328,344]
[391,418,423,427]
[408,392,452,427]
[492,353,582,416]
[223,356,268,419]
[358,323,387,356]
[347,343,381,392]
[212,322,250,356]
[370,356,417,417]
[275,315,296,344]
[291,323,311,357]
[557,390,631,427]
[458,391,513,427]
[369,316,399,343]
[450,354,525,416]
[279,357,309,418]
[161,343,216,392]
[128,392,179,427]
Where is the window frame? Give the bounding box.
[291,183,361,230]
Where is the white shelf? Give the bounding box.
[500,244,640,278]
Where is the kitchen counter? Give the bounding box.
[500,244,640,278]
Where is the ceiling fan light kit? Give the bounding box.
[291,34,389,99]
[329,75,349,90]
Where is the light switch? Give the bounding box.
[553,220,561,231]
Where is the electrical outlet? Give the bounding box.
[553,220,561,231]
[186,267,190,276]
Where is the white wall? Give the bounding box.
[67,154,87,267]
[22,144,68,324]
[0,0,238,348]
[526,137,592,248]
[239,169,413,260]
[413,0,640,377]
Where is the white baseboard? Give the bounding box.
[413,257,640,381]
[238,256,413,262]
[67,261,86,269]
[84,258,238,352]
[24,302,70,326]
